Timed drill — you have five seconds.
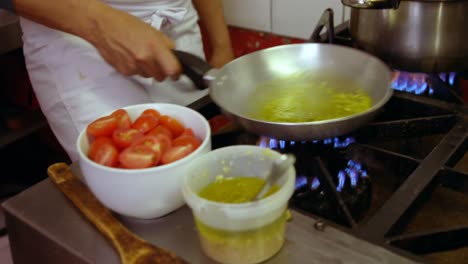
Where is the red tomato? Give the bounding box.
[142,109,161,119]
[88,137,112,160]
[86,115,118,137]
[111,109,132,129]
[112,128,144,149]
[115,162,126,169]
[119,145,160,169]
[179,128,195,137]
[153,133,172,154]
[161,145,194,165]
[131,135,167,157]
[132,115,159,134]
[172,135,202,149]
[159,115,185,138]
[88,137,119,167]
[147,125,174,139]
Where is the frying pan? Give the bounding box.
[174,43,393,141]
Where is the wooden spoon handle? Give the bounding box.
[47,163,186,264]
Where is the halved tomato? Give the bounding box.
[172,135,202,149]
[86,115,118,137]
[153,133,172,154]
[161,145,194,165]
[178,128,195,137]
[112,128,144,149]
[88,137,112,160]
[131,135,167,156]
[141,109,161,119]
[88,137,119,167]
[115,162,126,169]
[111,109,132,129]
[132,115,159,134]
[159,115,185,138]
[147,125,173,139]
[119,145,160,169]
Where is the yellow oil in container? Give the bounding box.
[198,176,279,203]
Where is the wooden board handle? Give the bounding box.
[47,163,187,264]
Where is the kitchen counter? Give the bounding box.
[0,10,22,54]
[1,163,419,264]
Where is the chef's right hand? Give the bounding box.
[87,7,181,81]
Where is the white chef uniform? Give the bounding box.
[20,0,208,162]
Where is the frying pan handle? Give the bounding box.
[173,50,212,90]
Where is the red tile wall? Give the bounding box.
[202,26,305,59]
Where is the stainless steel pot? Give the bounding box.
[174,44,393,141]
[342,0,468,73]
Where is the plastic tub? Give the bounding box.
[182,145,295,264]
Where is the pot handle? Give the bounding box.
[341,0,400,9]
[172,50,212,90]
[309,8,335,43]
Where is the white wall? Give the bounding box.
[222,0,272,33]
[222,0,346,39]
[343,6,352,21]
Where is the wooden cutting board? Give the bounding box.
[47,162,188,264]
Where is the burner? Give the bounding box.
[392,71,433,95]
[257,136,356,150]
[391,71,464,104]
[256,136,372,226]
[438,72,457,86]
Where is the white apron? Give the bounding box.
[20,0,208,162]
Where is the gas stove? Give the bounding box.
[198,10,468,263]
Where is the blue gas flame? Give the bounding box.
[258,137,355,150]
[336,170,346,192]
[392,71,433,95]
[293,160,368,193]
[439,72,456,86]
[295,175,308,189]
[311,177,320,190]
[392,71,456,95]
[335,159,368,192]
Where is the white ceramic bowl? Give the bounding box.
[76,103,212,219]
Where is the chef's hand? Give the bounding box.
[88,8,181,81]
[13,0,180,81]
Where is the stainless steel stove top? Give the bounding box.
[2,163,417,264]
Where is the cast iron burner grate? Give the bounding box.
[200,9,468,263]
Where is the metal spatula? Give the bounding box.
[252,154,296,201]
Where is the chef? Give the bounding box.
[3,0,234,161]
